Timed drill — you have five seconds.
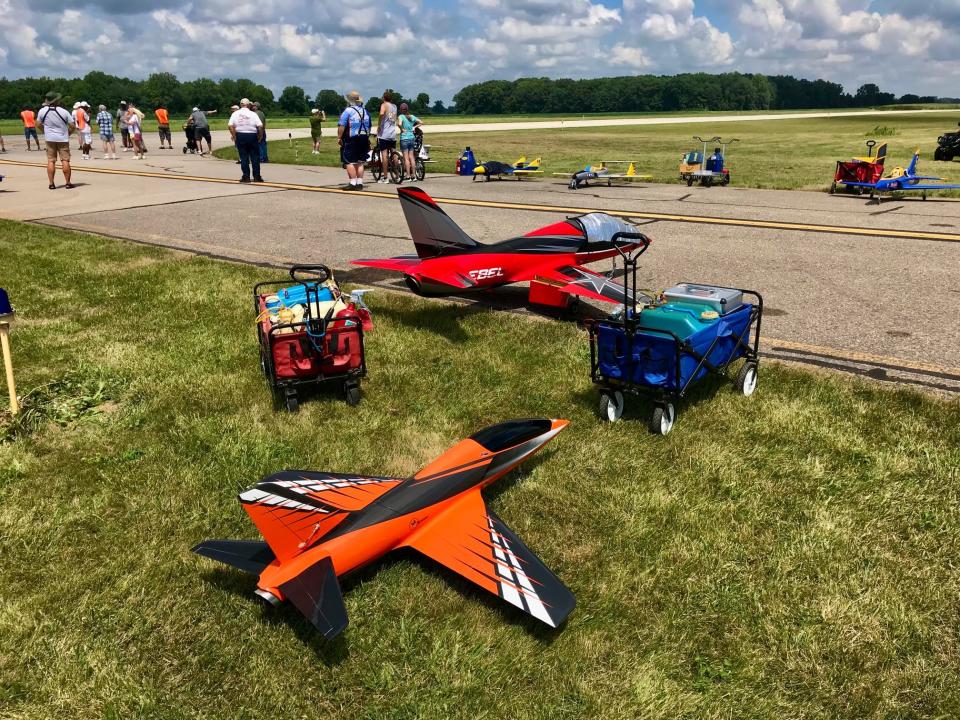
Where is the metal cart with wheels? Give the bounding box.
[587,248,763,435]
[254,265,371,413]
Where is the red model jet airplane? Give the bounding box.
[351,187,651,306]
[193,419,575,638]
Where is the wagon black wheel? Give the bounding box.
[344,383,361,406]
[415,158,425,181]
[687,177,694,187]
[284,389,299,413]
[649,403,675,436]
[182,147,187,154]
[735,361,758,397]
[259,347,271,380]
[598,390,624,422]
[722,174,730,186]
[829,181,837,194]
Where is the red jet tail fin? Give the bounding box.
[398,186,478,259]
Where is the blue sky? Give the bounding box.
[1,0,958,103]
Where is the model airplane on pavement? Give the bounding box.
[557,161,652,190]
[474,156,543,181]
[839,149,960,200]
[193,419,575,638]
[351,186,651,306]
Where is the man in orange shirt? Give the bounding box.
[155,104,172,149]
[21,106,40,151]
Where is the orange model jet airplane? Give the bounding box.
[193,419,575,638]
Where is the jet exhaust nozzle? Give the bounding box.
[254,588,280,607]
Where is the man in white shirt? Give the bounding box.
[227,98,264,183]
[36,91,76,189]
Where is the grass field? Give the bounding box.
[1,221,959,719]
[210,110,960,193]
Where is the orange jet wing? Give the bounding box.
[402,488,575,628]
[240,471,404,561]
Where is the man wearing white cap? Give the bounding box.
[189,105,217,155]
[228,98,264,183]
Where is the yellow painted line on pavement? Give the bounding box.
[3,158,960,243]
[766,338,960,377]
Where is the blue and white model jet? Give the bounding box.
[841,149,960,201]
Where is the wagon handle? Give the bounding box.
[289,265,331,283]
[610,231,651,263]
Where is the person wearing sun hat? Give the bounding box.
[337,90,371,190]
[36,91,76,189]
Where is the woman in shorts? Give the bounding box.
[126,104,147,159]
[396,103,423,182]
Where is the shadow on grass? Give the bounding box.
[201,567,350,666]
[373,301,492,343]
[574,365,739,427]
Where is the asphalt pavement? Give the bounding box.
[1,143,958,394]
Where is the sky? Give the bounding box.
[1,0,959,103]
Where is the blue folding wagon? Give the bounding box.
[588,250,763,435]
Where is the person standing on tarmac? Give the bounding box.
[376,91,398,184]
[116,101,131,151]
[37,91,76,189]
[337,90,370,191]
[155,104,172,149]
[228,98,264,183]
[252,101,268,163]
[21,106,41,151]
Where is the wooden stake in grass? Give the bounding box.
[0,288,17,415]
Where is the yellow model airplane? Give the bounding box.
[556,160,652,190]
[473,156,544,181]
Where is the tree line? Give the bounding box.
[0,70,951,119]
[0,72,448,119]
[451,73,948,114]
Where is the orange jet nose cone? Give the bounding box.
[550,419,570,433]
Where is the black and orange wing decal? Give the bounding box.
[240,471,404,560]
[402,488,575,628]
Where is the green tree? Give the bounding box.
[142,72,181,109]
[278,85,309,115]
[314,89,345,114]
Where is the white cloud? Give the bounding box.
[0,0,958,102]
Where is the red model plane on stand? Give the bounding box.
[352,187,651,306]
[193,419,575,638]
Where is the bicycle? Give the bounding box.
[368,141,403,184]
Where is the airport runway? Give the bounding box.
[2,147,959,394]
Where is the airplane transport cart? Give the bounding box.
[254,265,372,412]
[587,248,763,435]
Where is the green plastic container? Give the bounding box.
[636,302,720,340]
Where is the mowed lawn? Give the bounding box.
[1,221,959,720]
[221,111,960,193]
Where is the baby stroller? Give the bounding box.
[182,123,198,154]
